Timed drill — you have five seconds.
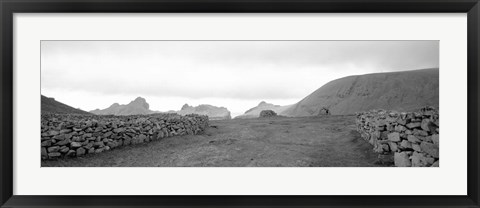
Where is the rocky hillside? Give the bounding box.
[177,104,231,120]
[41,95,91,115]
[235,101,291,119]
[282,68,439,116]
[90,97,155,116]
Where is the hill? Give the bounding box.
[177,104,231,120]
[41,95,91,115]
[282,68,439,116]
[90,97,154,115]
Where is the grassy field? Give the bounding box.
[42,115,390,167]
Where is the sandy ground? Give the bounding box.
[42,115,389,167]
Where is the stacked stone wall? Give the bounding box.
[41,113,209,160]
[355,107,439,167]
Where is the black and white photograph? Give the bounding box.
[40,40,439,167]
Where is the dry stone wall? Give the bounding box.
[41,113,209,160]
[355,106,439,167]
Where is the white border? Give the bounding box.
[14,13,467,195]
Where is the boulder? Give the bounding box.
[259,110,277,117]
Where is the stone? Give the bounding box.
[406,122,421,129]
[47,146,60,153]
[55,138,71,146]
[103,131,112,138]
[400,140,413,149]
[410,152,434,167]
[88,148,95,154]
[41,147,48,159]
[431,134,439,145]
[93,141,105,148]
[76,147,86,156]
[425,157,435,165]
[382,144,390,152]
[84,142,94,149]
[413,129,429,137]
[65,133,73,140]
[394,125,406,132]
[107,142,116,148]
[70,142,82,148]
[59,146,70,153]
[412,144,422,152]
[394,152,412,167]
[95,148,104,154]
[139,134,147,141]
[420,142,439,158]
[48,130,60,136]
[66,150,76,157]
[113,128,125,133]
[389,142,398,152]
[60,129,72,134]
[53,134,65,141]
[431,161,439,167]
[407,135,421,143]
[377,154,394,164]
[397,118,407,125]
[387,132,401,142]
[41,140,52,147]
[421,119,432,132]
[48,152,61,158]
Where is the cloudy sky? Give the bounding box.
[41,41,439,117]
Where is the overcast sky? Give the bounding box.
[41,41,439,117]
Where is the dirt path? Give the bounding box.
[42,115,388,167]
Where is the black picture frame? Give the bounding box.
[1,0,479,207]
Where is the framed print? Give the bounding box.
[1,0,479,207]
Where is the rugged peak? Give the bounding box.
[258,101,267,106]
[133,97,146,103]
[128,97,149,110]
[110,103,120,107]
[181,103,191,110]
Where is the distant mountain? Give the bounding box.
[235,101,291,119]
[177,104,231,120]
[41,95,91,115]
[90,97,155,115]
[282,68,439,116]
